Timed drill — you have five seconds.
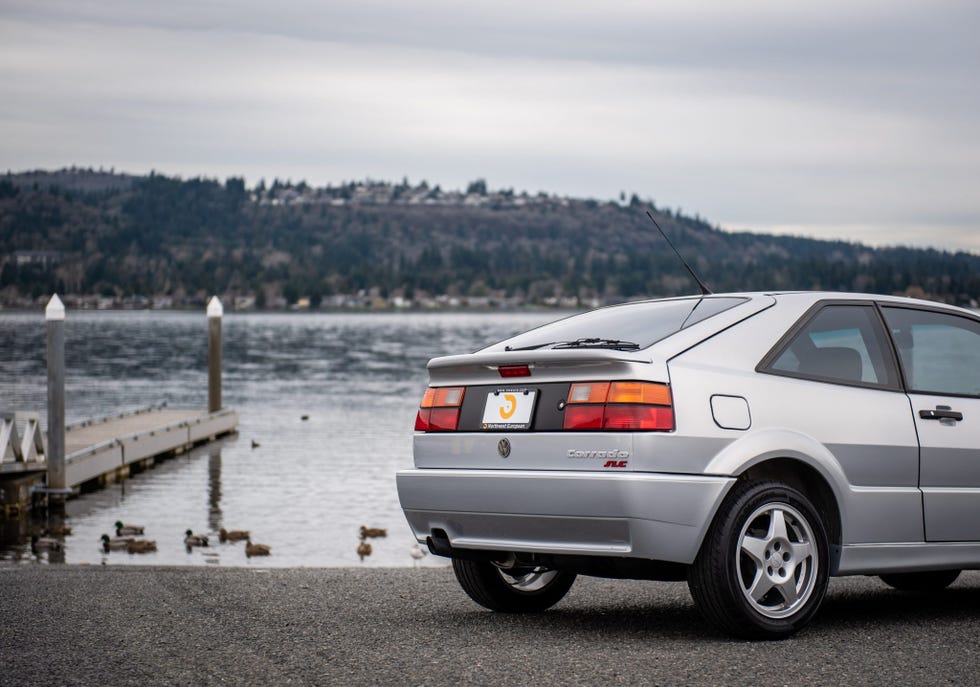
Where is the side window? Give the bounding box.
[762,305,899,388]
[881,307,980,397]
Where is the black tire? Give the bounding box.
[880,569,960,591]
[688,479,830,639]
[452,558,576,613]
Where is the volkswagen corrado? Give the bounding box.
[396,292,980,638]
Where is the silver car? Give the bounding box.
[396,292,980,638]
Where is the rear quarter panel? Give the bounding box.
[665,298,923,544]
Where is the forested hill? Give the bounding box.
[1,168,978,309]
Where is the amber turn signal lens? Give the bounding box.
[607,382,672,406]
[420,387,465,409]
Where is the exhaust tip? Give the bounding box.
[426,528,453,557]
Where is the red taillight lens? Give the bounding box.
[602,405,674,431]
[563,405,604,430]
[562,381,673,432]
[416,387,465,432]
[428,408,460,431]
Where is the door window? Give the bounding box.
[881,307,980,397]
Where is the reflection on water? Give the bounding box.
[0,310,565,567]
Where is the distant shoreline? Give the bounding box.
[0,304,583,315]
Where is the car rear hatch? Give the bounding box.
[412,294,775,472]
[415,348,667,471]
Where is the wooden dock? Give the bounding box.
[64,406,238,486]
[1,406,238,511]
[1,294,237,513]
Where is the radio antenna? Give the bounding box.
[645,210,713,296]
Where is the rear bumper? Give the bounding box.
[396,469,735,564]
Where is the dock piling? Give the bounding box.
[207,296,223,413]
[45,294,67,494]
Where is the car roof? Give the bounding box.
[426,291,975,382]
[642,291,977,360]
[758,291,976,316]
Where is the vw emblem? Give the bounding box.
[497,438,511,458]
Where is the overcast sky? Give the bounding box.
[2,0,978,252]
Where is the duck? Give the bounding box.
[357,541,372,561]
[359,526,387,540]
[251,439,260,449]
[115,521,145,536]
[31,534,64,552]
[44,524,72,537]
[219,528,250,543]
[127,539,157,554]
[301,415,309,421]
[245,539,271,557]
[100,534,134,552]
[184,529,209,547]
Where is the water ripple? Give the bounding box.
[0,310,563,567]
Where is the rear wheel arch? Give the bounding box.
[703,429,850,520]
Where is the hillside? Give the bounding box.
[1,168,977,309]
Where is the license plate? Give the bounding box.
[481,389,537,430]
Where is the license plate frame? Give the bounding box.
[481,388,537,430]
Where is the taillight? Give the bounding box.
[415,386,465,432]
[563,381,673,431]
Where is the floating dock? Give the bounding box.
[1,294,236,514]
[0,406,238,512]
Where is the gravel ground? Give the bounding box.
[1,566,979,686]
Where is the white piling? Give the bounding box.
[207,296,223,413]
[45,294,66,491]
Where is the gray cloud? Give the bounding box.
[1,0,978,252]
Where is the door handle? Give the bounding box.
[919,406,963,422]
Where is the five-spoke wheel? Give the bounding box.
[689,480,830,639]
[736,502,820,619]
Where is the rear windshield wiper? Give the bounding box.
[506,338,640,352]
[553,338,640,350]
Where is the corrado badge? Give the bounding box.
[567,448,630,468]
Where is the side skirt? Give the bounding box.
[837,542,980,575]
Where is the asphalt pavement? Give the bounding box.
[1,565,978,686]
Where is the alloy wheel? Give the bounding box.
[736,502,819,619]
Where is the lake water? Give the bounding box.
[0,309,567,567]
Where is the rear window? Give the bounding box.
[760,304,900,389]
[482,297,748,352]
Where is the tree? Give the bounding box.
[466,179,487,196]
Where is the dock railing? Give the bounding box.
[0,412,46,473]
